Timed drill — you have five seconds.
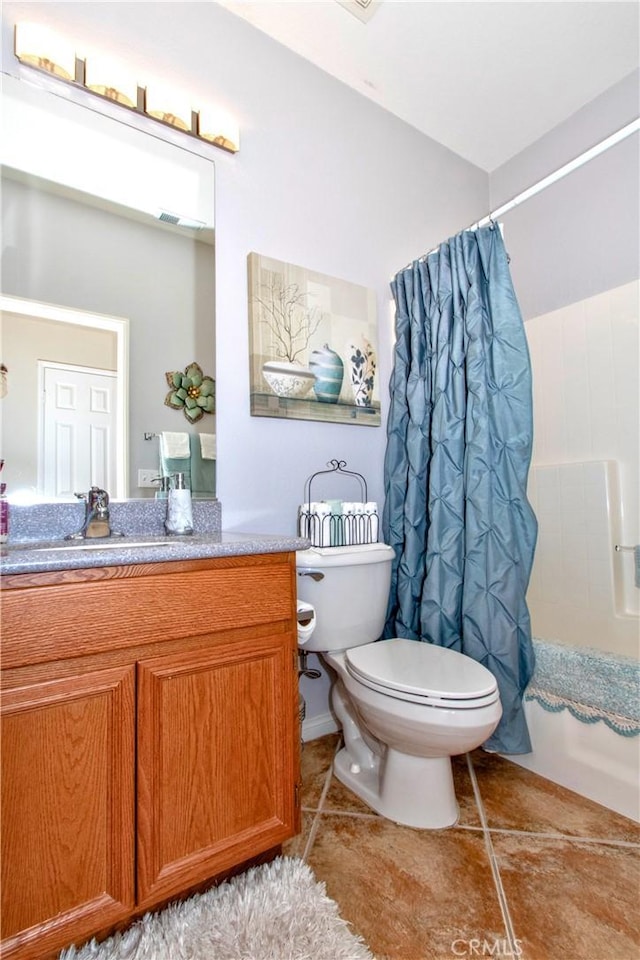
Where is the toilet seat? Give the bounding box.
[345,638,500,709]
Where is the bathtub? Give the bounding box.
[518,458,640,821]
[506,638,640,822]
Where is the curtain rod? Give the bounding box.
[408,117,639,267]
[474,117,640,228]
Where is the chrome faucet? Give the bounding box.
[66,486,112,539]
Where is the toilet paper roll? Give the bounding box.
[296,601,316,645]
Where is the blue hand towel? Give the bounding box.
[189,434,216,498]
[158,432,215,497]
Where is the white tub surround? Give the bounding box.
[508,639,640,821]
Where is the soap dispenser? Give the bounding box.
[153,475,171,500]
[165,472,193,535]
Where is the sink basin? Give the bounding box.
[34,540,175,552]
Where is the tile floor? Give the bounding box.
[283,734,640,960]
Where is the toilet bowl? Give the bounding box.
[296,544,502,829]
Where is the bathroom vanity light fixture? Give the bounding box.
[13,22,240,154]
[13,22,76,80]
[83,51,138,109]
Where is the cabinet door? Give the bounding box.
[1,666,135,960]
[137,634,298,907]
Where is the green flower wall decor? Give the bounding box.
[165,362,215,423]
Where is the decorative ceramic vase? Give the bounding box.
[262,361,316,399]
[346,338,376,407]
[309,343,344,403]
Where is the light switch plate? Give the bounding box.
[138,468,158,488]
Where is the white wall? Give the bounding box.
[491,70,639,322]
[205,3,489,534]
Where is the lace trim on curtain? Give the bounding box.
[525,685,640,738]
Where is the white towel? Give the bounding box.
[199,433,216,460]
[298,504,312,540]
[309,502,331,547]
[160,431,190,458]
[365,501,379,543]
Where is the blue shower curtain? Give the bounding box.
[382,224,537,754]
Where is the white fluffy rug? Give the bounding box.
[59,857,374,960]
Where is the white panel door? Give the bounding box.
[41,364,117,498]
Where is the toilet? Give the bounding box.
[296,543,502,829]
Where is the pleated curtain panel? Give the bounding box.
[382,224,538,754]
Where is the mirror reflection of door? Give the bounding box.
[40,362,117,499]
[0,295,127,501]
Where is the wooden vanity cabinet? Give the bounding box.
[1,552,301,960]
[136,631,297,907]
[1,664,136,960]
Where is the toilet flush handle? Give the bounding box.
[297,569,324,581]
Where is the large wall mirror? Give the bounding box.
[1,75,215,502]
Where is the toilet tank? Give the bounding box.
[296,543,394,653]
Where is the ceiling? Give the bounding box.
[215,1,639,171]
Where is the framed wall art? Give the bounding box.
[248,252,380,426]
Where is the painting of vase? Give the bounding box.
[346,338,376,406]
[248,252,380,426]
[309,343,344,403]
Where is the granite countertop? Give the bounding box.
[1,531,310,576]
[1,499,309,575]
